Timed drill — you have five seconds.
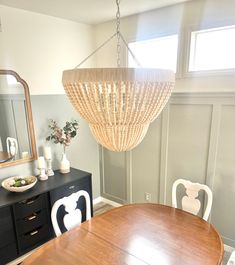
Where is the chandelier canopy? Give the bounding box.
[62,0,175,152]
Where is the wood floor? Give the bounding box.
[93,201,114,216]
[93,202,232,265]
[222,246,235,265]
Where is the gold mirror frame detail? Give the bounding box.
[0,69,37,168]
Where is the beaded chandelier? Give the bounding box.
[62,1,175,152]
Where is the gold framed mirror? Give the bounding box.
[0,70,37,168]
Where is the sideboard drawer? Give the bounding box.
[0,226,16,249]
[0,168,92,263]
[14,193,47,219]
[16,209,48,235]
[50,179,91,208]
[18,224,51,253]
[0,242,17,265]
[0,206,16,249]
[0,206,12,227]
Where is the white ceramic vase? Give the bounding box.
[60,152,70,174]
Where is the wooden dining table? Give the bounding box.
[0,151,12,163]
[22,203,223,265]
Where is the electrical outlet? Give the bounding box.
[145,192,151,202]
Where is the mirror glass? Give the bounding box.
[0,70,37,167]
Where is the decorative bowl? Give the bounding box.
[1,176,37,192]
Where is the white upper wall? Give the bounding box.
[94,0,235,93]
[0,5,94,95]
[1,0,235,95]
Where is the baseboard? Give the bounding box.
[100,197,123,207]
[93,196,103,205]
[93,196,123,207]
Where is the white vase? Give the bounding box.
[60,153,70,174]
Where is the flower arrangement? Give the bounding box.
[46,119,79,152]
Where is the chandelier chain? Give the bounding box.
[116,0,121,67]
[74,0,142,68]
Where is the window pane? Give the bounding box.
[189,25,235,71]
[128,35,178,72]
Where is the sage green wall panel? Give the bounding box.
[0,95,101,200]
[31,95,100,199]
[0,99,16,151]
[0,96,30,159]
[99,92,235,247]
[103,150,127,202]
[165,103,213,205]
[12,99,30,157]
[132,116,162,203]
[211,105,235,247]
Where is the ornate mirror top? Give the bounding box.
[0,70,37,168]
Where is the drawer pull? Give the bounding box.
[27,213,37,221]
[69,185,75,190]
[20,195,39,205]
[26,200,35,205]
[30,230,38,236]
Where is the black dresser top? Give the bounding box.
[0,168,91,208]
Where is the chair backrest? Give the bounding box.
[0,137,3,151]
[51,190,91,237]
[172,179,213,221]
[6,137,18,157]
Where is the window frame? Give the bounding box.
[184,21,235,78]
[126,31,182,79]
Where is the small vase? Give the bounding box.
[60,152,70,174]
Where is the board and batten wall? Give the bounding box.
[96,0,235,247]
[0,5,100,198]
[100,93,235,247]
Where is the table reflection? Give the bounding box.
[0,151,12,163]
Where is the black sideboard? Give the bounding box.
[0,168,93,265]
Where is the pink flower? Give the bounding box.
[46,119,79,148]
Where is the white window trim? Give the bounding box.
[183,19,235,78]
[125,30,182,79]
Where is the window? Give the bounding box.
[128,35,178,72]
[189,25,235,72]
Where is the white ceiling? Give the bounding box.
[0,0,191,25]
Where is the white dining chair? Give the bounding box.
[172,179,213,221]
[0,137,3,152]
[227,251,235,264]
[6,137,18,157]
[51,190,91,237]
